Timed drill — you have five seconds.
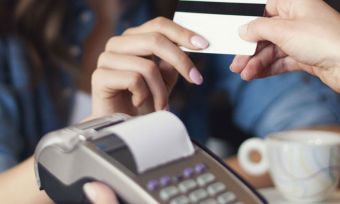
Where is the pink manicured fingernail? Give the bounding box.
[191,35,209,49]
[189,68,204,85]
[83,183,96,202]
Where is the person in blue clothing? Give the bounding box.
[0,0,157,170]
[1,0,340,203]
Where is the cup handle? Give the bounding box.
[238,138,268,176]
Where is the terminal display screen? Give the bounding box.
[94,134,138,174]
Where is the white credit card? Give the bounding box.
[173,0,266,55]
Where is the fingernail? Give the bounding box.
[189,68,204,85]
[83,183,96,202]
[238,24,248,37]
[241,71,249,81]
[240,71,246,79]
[190,35,209,49]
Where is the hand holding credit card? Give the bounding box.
[173,0,266,55]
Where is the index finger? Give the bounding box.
[123,17,209,50]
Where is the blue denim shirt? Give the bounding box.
[0,37,73,171]
[179,55,340,143]
[1,0,340,171]
[0,0,152,171]
[213,56,340,138]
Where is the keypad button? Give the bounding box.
[146,180,159,191]
[183,168,194,178]
[207,182,226,196]
[160,186,179,201]
[170,195,190,204]
[178,179,197,193]
[160,176,171,187]
[195,163,207,174]
[197,173,216,186]
[217,192,236,204]
[189,189,209,203]
[200,198,218,204]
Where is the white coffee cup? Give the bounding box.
[238,130,340,203]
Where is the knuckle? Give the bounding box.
[151,17,167,30]
[91,69,104,87]
[105,36,118,51]
[91,69,111,99]
[143,61,158,76]
[149,33,166,46]
[97,52,109,67]
[123,27,135,35]
[129,73,144,88]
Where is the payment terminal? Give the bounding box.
[34,111,267,204]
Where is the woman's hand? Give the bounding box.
[84,182,118,204]
[85,17,209,203]
[91,17,209,117]
[231,0,340,92]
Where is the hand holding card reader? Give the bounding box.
[34,111,267,204]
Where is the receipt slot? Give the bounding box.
[34,111,267,204]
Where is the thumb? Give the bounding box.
[239,17,292,46]
[83,182,118,204]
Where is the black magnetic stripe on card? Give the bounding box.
[176,1,265,16]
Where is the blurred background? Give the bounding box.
[1,0,340,172]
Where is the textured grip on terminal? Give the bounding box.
[38,163,93,204]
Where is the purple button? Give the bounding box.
[183,168,194,178]
[195,163,207,174]
[160,176,171,186]
[147,180,159,191]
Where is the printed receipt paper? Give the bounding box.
[173,0,266,55]
[105,111,195,173]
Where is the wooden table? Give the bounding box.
[259,188,340,204]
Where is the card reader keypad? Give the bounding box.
[146,163,244,204]
[197,173,215,186]
[179,179,197,193]
[160,186,180,201]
